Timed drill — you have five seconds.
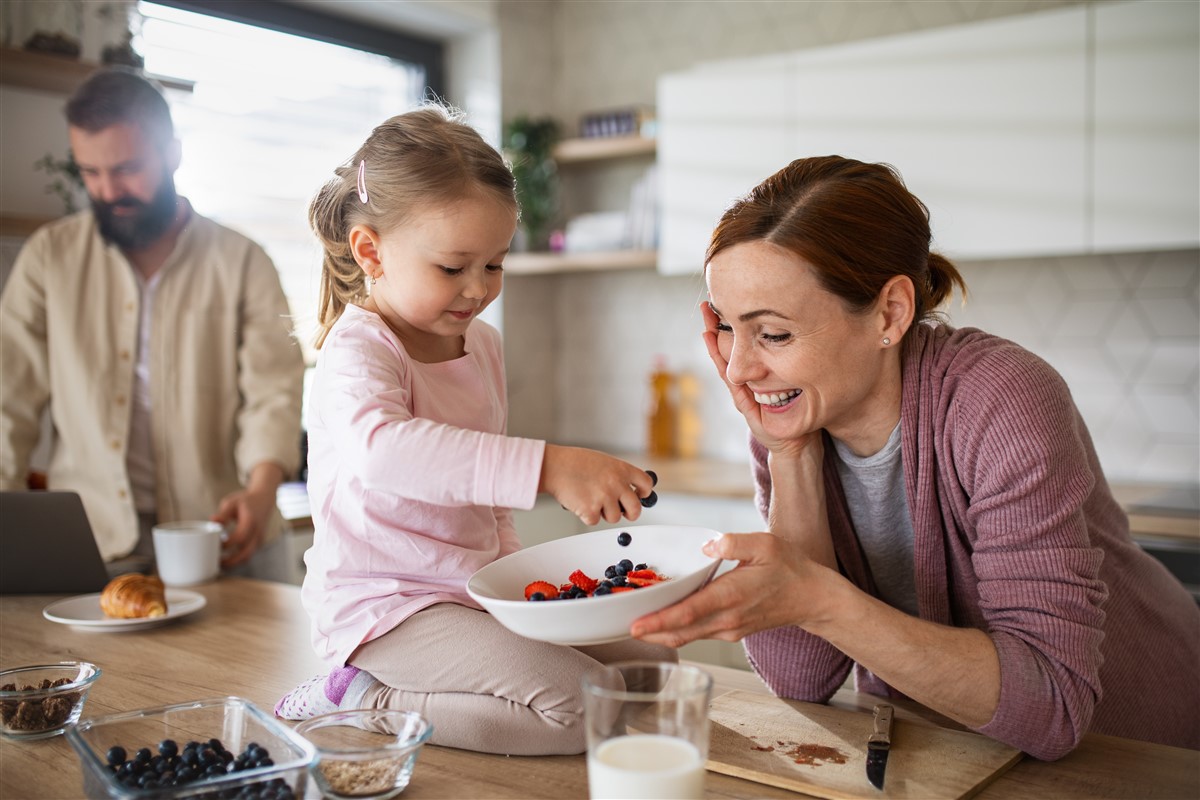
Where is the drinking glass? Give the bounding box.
[582,661,713,800]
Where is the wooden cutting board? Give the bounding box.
[706,691,1022,800]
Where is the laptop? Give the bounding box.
[1,491,111,594]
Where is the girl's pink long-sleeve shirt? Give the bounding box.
[301,305,545,667]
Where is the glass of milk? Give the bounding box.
[583,661,713,800]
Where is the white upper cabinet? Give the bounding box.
[1091,0,1200,253]
[658,1,1199,274]
[786,6,1088,262]
[658,53,798,274]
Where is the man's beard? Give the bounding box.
[91,179,179,250]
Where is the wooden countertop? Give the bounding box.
[2,578,1196,799]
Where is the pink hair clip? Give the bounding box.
[357,159,369,204]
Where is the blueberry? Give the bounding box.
[611,575,627,586]
[618,559,633,572]
[135,747,152,763]
[594,585,612,595]
[558,591,572,600]
[640,490,658,508]
[604,565,618,579]
[647,469,658,487]
[635,563,647,571]
[106,746,127,766]
[617,531,632,547]
[529,591,546,601]
[159,739,179,758]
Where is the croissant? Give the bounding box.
[100,574,168,619]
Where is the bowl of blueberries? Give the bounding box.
[66,696,315,799]
[467,524,724,646]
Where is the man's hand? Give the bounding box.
[211,463,285,568]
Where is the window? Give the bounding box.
[138,1,431,358]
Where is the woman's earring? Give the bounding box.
[882,337,892,346]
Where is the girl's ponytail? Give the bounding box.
[311,171,367,349]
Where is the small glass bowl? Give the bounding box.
[0,661,101,740]
[294,709,433,800]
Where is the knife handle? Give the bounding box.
[869,704,894,744]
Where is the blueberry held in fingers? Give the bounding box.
[640,490,658,508]
[647,469,658,487]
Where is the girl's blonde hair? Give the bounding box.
[310,104,517,348]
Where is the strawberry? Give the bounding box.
[524,580,558,600]
[610,585,637,593]
[627,569,660,581]
[569,569,599,594]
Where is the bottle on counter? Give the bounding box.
[646,356,677,458]
[675,372,702,459]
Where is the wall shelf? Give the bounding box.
[0,46,193,94]
[0,213,52,238]
[505,248,656,275]
[553,135,656,164]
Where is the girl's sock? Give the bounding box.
[274,665,374,720]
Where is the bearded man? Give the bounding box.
[0,68,305,576]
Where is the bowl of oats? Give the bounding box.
[294,709,432,800]
[0,661,101,740]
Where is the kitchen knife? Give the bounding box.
[866,703,894,790]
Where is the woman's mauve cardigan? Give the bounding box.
[743,323,1200,760]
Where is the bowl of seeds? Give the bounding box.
[294,709,432,800]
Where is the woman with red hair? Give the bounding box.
[631,156,1199,760]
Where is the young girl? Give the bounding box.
[274,106,674,755]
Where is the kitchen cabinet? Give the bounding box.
[658,52,797,275]
[505,134,658,275]
[658,1,1198,272]
[1091,0,1200,252]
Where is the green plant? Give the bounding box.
[503,116,560,251]
[34,152,85,214]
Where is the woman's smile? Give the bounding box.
[753,388,802,411]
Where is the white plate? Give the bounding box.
[43,588,207,631]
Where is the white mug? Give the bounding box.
[152,520,224,587]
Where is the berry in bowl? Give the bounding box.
[467,525,723,646]
[0,661,101,740]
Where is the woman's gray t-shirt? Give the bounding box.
[830,423,918,616]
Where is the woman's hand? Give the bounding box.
[630,531,839,646]
[540,445,654,526]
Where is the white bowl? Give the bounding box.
[467,525,722,646]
